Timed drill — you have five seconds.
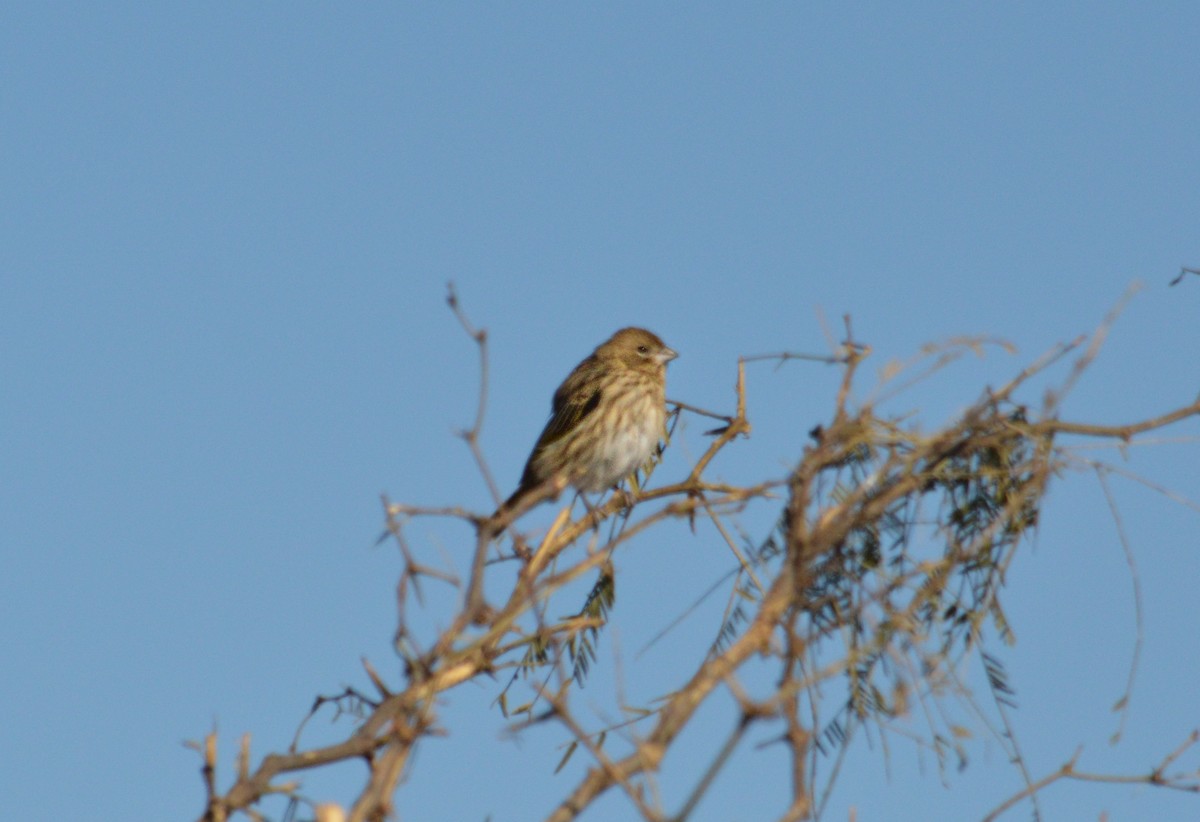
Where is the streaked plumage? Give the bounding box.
[496,327,677,519]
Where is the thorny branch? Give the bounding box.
[982,730,1200,822]
[194,295,1200,822]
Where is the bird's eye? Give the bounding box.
[637,345,649,354]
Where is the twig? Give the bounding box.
[740,350,849,366]
[1036,398,1200,441]
[686,359,750,483]
[1169,266,1200,286]
[667,398,733,423]
[1096,467,1144,742]
[699,498,765,595]
[982,730,1200,822]
[446,282,502,506]
[1045,283,1142,413]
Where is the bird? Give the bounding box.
[493,327,678,523]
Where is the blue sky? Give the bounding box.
[3,4,1199,820]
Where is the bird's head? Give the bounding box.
[598,327,678,371]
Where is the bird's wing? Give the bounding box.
[534,360,603,450]
[538,378,602,448]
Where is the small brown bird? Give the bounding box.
[495,327,678,520]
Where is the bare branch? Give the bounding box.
[982,730,1200,822]
[1169,266,1200,286]
[195,297,1200,822]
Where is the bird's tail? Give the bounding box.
[490,486,527,524]
[487,475,566,534]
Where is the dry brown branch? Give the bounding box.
[194,296,1200,822]
[982,730,1200,822]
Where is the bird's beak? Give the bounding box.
[657,347,678,364]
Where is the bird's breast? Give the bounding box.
[572,389,665,493]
